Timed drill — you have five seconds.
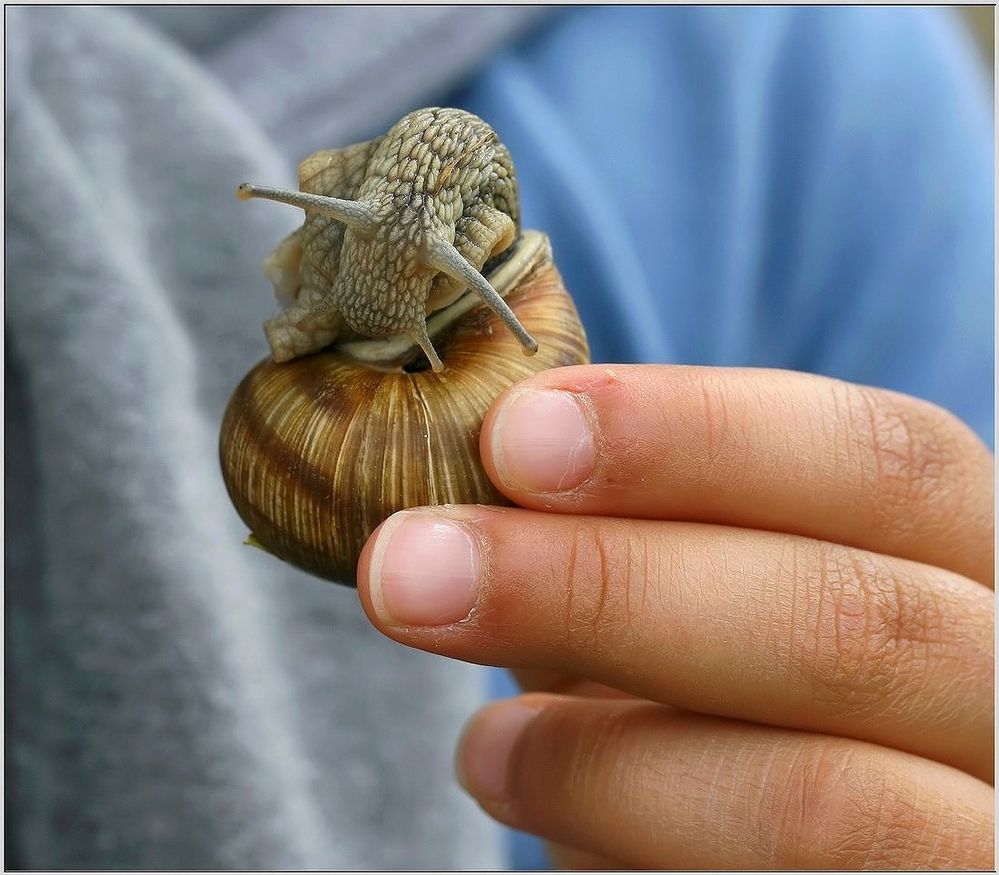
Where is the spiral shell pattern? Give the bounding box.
[219,235,589,585]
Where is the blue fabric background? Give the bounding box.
[447,7,992,868]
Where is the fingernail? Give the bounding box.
[456,702,541,801]
[368,512,479,626]
[491,388,595,493]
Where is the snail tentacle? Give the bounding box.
[409,322,445,373]
[236,183,378,236]
[423,236,539,356]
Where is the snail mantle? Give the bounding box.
[219,107,590,586]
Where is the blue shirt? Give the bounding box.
[448,6,992,868]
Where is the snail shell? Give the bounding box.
[220,109,590,586]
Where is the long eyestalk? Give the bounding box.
[424,237,539,356]
[236,183,378,236]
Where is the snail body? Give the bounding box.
[238,107,536,370]
[221,108,589,585]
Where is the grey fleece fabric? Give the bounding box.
[5,6,546,869]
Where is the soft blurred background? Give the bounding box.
[6,5,994,871]
[957,5,993,69]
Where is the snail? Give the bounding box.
[220,107,590,585]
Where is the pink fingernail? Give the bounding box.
[491,388,596,493]
[368,512,480,627]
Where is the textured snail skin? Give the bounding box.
[219,235,589,586]
[245,107,529,367]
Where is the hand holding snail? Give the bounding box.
[220,108,589,585]
[217,108,993,872]
[357,364,994,869]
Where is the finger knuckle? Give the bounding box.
[773,744,930,868]
[691,373,740,483]
[848,385,968,541]
[798,543,946,717]
[556,521,646,657]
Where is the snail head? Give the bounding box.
[237,108,539,371]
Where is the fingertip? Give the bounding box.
[357,510,481,629]
[482,386,596,496]
[455,697,550,803]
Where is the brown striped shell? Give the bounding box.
[219,232,590,585]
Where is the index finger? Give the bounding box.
[480,365,993,586]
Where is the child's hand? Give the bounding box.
[358,365,994,869]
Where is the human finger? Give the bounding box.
[455,695,995,870]
[480,365,994,585]
[358,506,994,780]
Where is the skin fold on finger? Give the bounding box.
[508,667,631,698]
[357,506,994,782]
[543,842,627,870]
[479,365,994,587]
[454,695,994,870]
